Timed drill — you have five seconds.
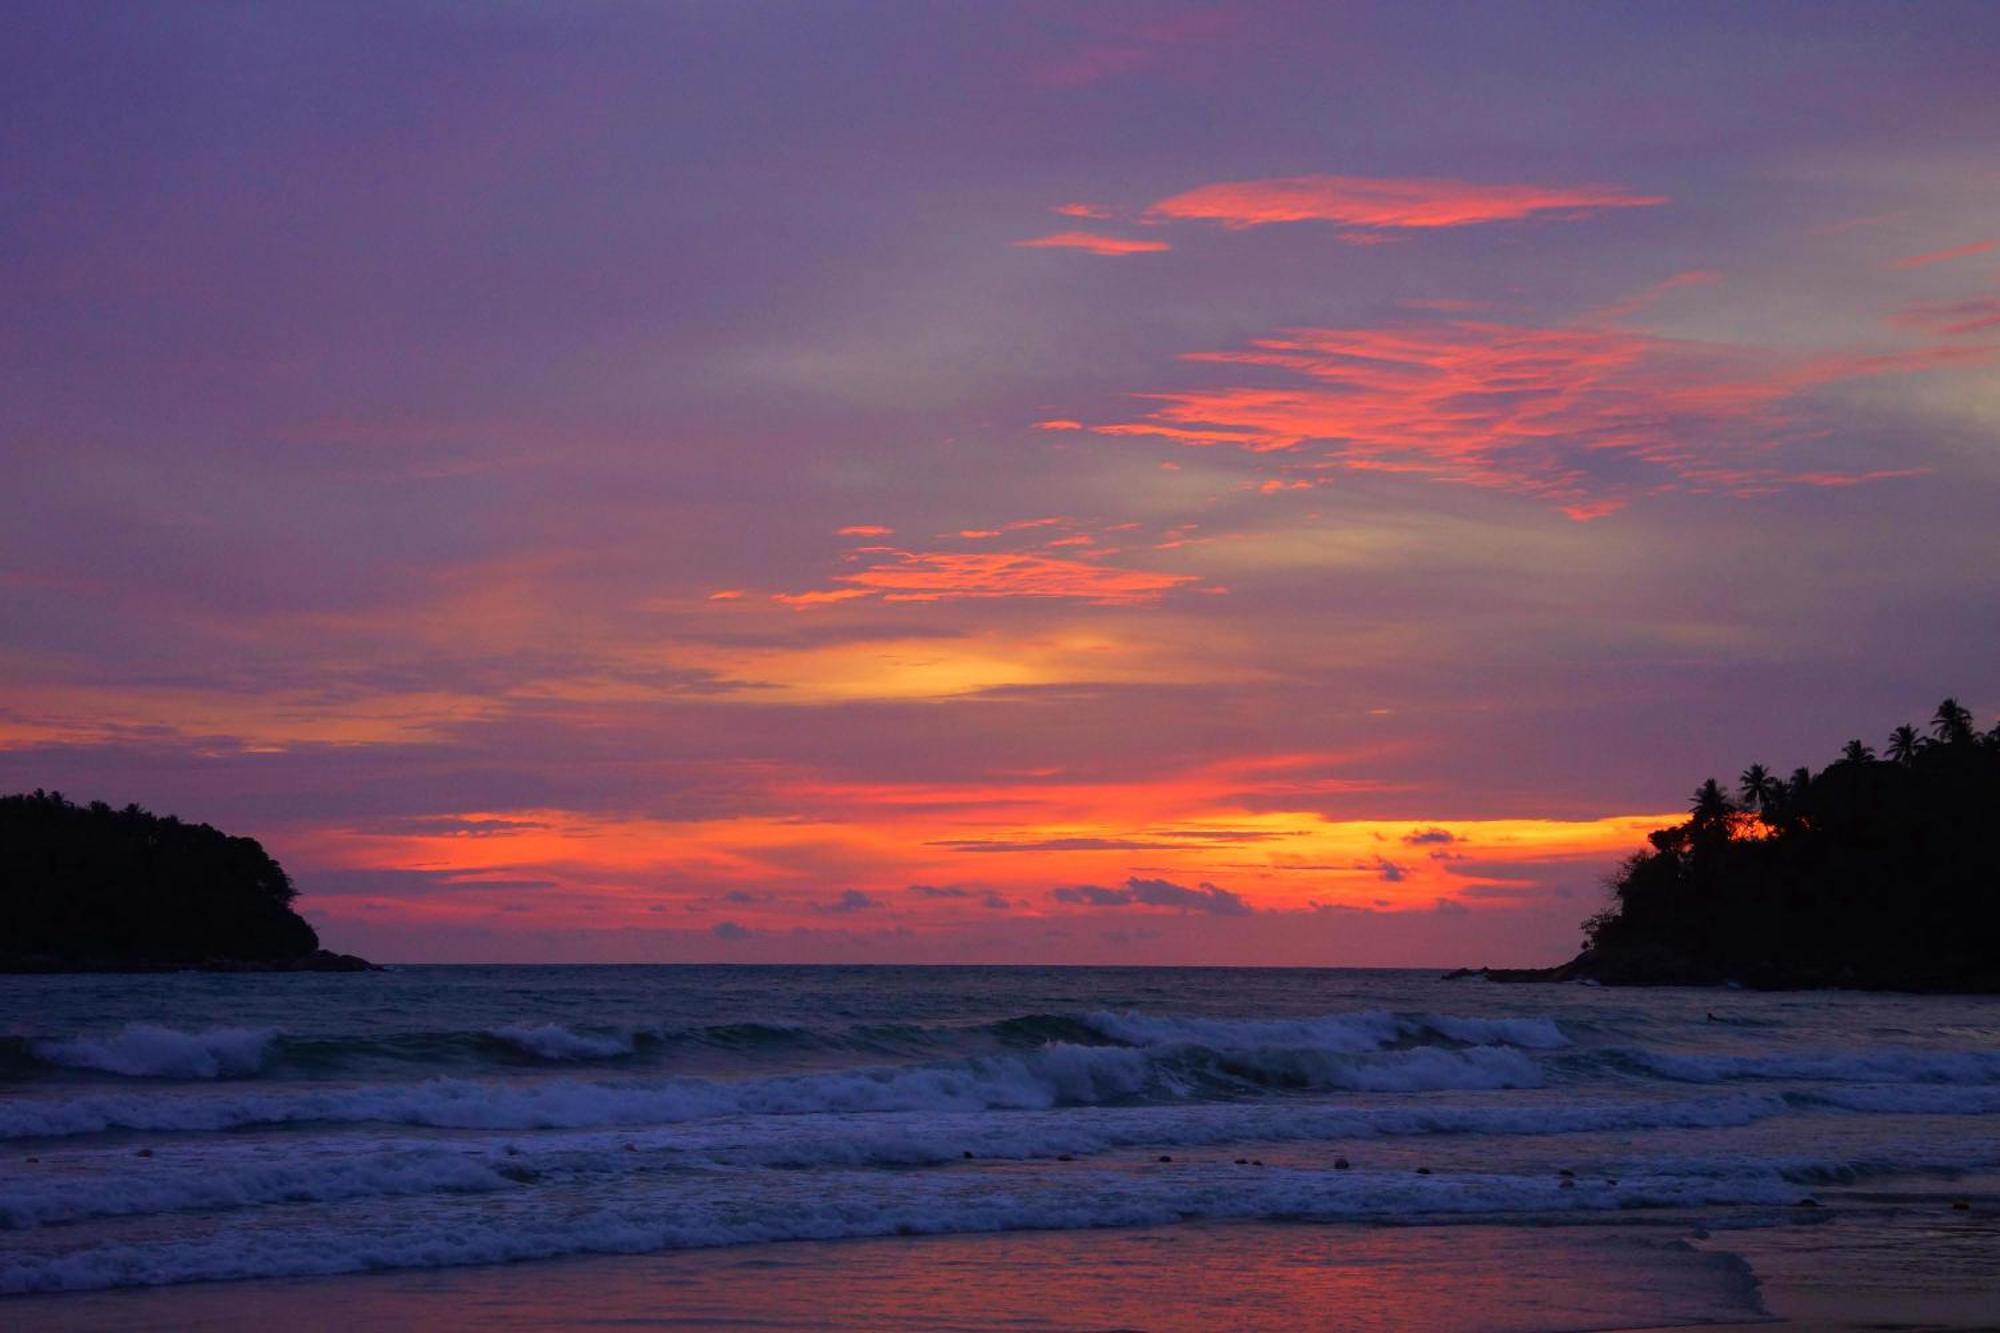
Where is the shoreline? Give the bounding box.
[7,1209,1996,1331]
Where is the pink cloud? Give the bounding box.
[1146,175,1666,234]
[1032,11,1239,88]
[837,525,894,537]
[1593,270,1722,320]
[1888,296,2000,336]
[1015,231,1172,256]
[1068,319,1987,512]
[1054,202,1114,220]
[1890,238,1998,270]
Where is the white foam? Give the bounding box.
[0,1148,510,1229]
[1080,1009,1569,1053]
[30,1026,276,1080]
[1632,1046,2000,1086]
[0,1038,1552,1141]
[0,1160,1809,1294]
[489,1024,636,1061]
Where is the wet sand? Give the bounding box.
[9,1210,1993,1332]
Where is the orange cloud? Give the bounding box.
[837,524,894,537]
[787,550,1198,606]
[1054,202,1113,219]
[1072,320,1986,511]
[772,588,871,609]
[294,760,1681,941]
[1147,175,1666,234]
[1015,231,1172,256]
[1890,238,1998,269]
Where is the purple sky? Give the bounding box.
[3,2,1996,963]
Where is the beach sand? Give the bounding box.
[8,1207,1996,1331]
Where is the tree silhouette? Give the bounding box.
[1933,698,1976,746]
[1738,763,1780,813]
[1576,698,1999,991]
[1690,777,1734,822]
[1887,724,1923,766]
[1,791,324,967]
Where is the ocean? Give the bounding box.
[3,966,1998,1327]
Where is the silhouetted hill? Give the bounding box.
[0,791,371,972]
[1454,698,2000,992]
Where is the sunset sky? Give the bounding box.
[4,2,1996,964]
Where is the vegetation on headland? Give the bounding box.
[1,791,372,972]
[1458,698,2000,992]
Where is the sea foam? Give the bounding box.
[29,1026,276,1080]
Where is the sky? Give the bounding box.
[3,2,1996,965]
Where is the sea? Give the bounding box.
[3,966,1999,1329]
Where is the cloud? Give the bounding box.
[1146,175,1666,236]
[906,883,972,898]
[1051,875,1252,915]
[1054,203,1113,220]
[1592,270,1722,321]
[710,920,752,940]
[1015,231,1172,256]
[1031,11,1238,88]
[937,829,1289,852]
[781,550,1198,607]
[1403,827,1456,845]
[1374,857,1407,883]
[837,525,894,537]
[1071,319,1985,512]
[1889,238,1998,270]
[816,888,882,914]
[1888,297,2000,337]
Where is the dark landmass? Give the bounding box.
[1,790,374,973]
[1449,698,2000,993]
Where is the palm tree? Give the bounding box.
[1840,739,1875,764]
[1886,724,1923,766]
[1690,778,1735,830]
[1738,763,1780,813]
[1931,697,1976,746]
[1788,766,1812,796]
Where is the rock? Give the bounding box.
[1056,1154,1074,1162]
[963,1150,974,1159]
[1333,1157,1350,1170]
[1415,1167,1431,1175]
[134,1148,153,1158]
[1156,1155,1172,1163]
